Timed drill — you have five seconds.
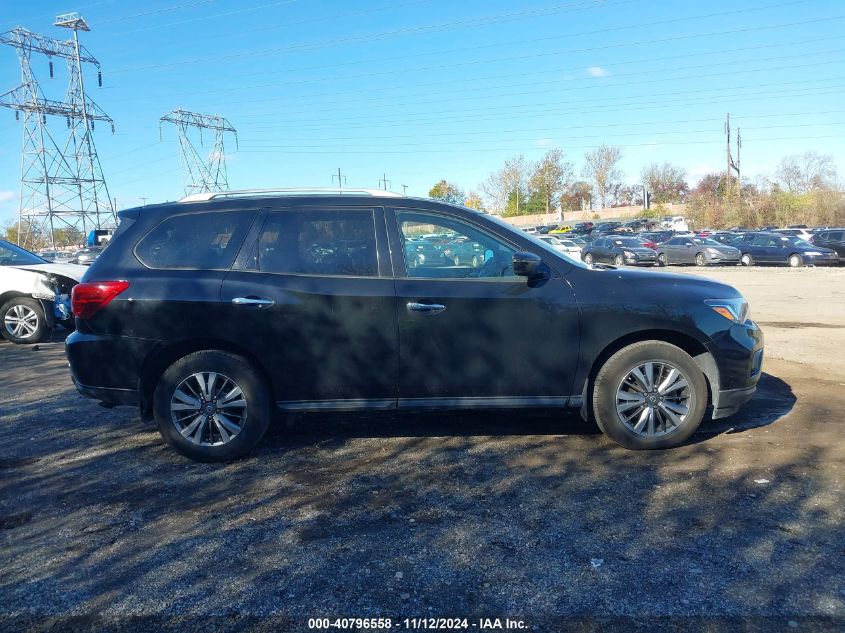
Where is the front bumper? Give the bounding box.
[803,253,840,266]
[706,320,764,419]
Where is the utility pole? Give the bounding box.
[401,184,408,195]
[332,168,346,189]
[378,173,391,191]
[160,109,237,196]
[725,112,741,203]
[0,13,115,249]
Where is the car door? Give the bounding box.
[661,237,679,263]
[592,238,608,262]
[220,205,399,410]
[387,207,580,405]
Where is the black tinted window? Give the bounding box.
[136,210,255,270]
[258,210,377,276]
[828,231,843,241]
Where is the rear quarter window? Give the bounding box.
[135,210,255,270]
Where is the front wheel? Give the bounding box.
[614,254,624,266]
[154,350,272,462]
[583,253,594,265]
[657,253,668,267]
[788,253,802,268]
[740,253,754,266]
[592,341,707,450]
[695,253,707,266]
[0,297,50,344]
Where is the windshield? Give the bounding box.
[0,240,47,266]
[690,237,722,246]
[780,236,813,248]
[612,238,642,247]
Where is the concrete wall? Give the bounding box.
[499,203,688,227]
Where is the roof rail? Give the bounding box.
[179,187,403,203]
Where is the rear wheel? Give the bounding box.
[0,297,50,344]
[154,350,272,462]
[453,255,461,266]
[788,253,802,268]
[592,341,707,450]
[740,253,754,266]
[471,255,480,267]
[695,253,706,266]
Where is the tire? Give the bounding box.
[788,253,802,268]
[695,253,706,266]
[453,255,461,266]
[153,350,272,462]
[740,253,753,266]
[0,297,50,344]
[614,254,624,266]
[583,253,593,265]
[592,340,707,450]
[657,253,668,267]
[471,255,479,268]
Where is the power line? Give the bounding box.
[233,134,845,156]
[213,54,845,119]
[106,34,844,105]
[95,0,215,25]
[107,0,819,74]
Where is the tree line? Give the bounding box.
[428,147,844,228]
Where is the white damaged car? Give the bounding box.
[0,239,87,344]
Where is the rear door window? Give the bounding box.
[257,209,378,277]
[135,210,256,270]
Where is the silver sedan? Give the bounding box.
[657,236,741,267]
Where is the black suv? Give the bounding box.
[66,189,764,461]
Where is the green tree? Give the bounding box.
[529,148,574,214]
[641,162,689,204]
[583,144,623,209]
[428,180,466,205]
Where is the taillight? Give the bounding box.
[71,281,130,319]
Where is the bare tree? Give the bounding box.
[775,151,837,194]
[529,149,574,214]
[481,154,530,215]
[582,145,623,209]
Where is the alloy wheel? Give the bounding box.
[170,372,247,446]
[4,304,39,340]
[615,361,692,437]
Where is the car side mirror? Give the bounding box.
[513,251,548,283]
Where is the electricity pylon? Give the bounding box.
[0,13,115,249]
[160,109,237,196]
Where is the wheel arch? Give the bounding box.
[139,338,274,420]
[580,329,717,418]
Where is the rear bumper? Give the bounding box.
[72,377,139,407]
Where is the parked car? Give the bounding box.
[709,232,741,246]
[656,236,741,267]
[569,222,594,235]
[66,188,763,461]
[404,238,447,269]
[548,224,573,235]
[592,221,622,235]
[441,237,485,267]
[659,216,689,232]
[71,245,105,265]
[581,236,658,266]
[773,228,814,242]
[809,229,845,258]
[537,235,581,257]
[737,233,839,267]
[0,239,85,343]
[641,230,674,244]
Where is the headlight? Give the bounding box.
[705,298,749,323]
[706,248,721,256]
[33,274,58,298]
[623,250,635,257]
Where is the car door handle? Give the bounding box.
[232,296,275,307]
[407,302,446,315]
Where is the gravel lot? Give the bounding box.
[1,266,844,631]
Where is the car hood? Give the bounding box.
[11,262,88,282]
[578,265,742,300]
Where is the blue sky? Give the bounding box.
[0,0,843,220]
